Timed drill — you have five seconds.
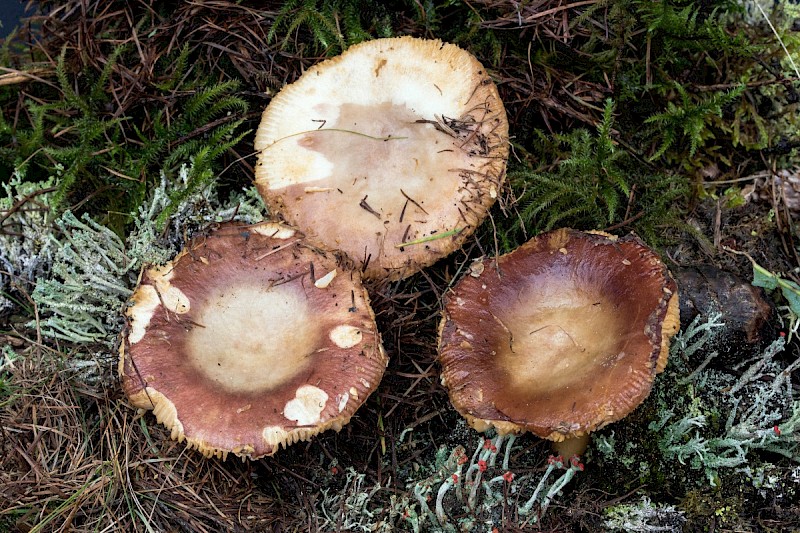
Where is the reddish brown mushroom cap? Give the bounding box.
[119,222,387,459]
[254,36,509,281]
[438,229,680,442]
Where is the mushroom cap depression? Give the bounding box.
[438,229,680,442]
[119,222,387,459]
[254,36,509,281]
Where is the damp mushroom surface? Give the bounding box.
[254,36,509,281]
[438,229,680,454]
[119,222,387,460]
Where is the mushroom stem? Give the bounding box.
[551,433,589,458]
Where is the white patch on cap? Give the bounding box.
[262,425,290,447]
[146,264,191,315]
[284,385,329,425]
[148,263,176,282]
[329,325,362,348]
[252,223,297,240]
[349,386,359,400]
[261,141,335,189]
[158,284,190,314]
[469,261,485,277]
[457,329,474,341]
[337,392,350,412]
[127,285,160,344]
[314,269,337,289]
[127,266,191,344]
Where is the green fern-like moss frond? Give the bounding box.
[645,82,745,159]
[180,81,246,124]
[156,119,249,229]
[268,0,391,55]
[501,99,686,248]
[154,43,191,92]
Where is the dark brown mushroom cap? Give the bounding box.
[253,36,509,281]
[119,222,387,459]
[438,229,680,442]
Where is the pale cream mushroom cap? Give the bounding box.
[254,36,509,280]
[438,229,680,444]
[119,222,387,460]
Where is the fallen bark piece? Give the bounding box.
[674,265,777,364]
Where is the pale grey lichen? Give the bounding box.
[312,313,800,531]
[30,211,134,344]
[651,314,800,486]
[127,164,267,268]
[1,345,19,373]
[603,496,686,532]
[407,431,582,531]
[738,463,794,501]
[0,345,18,401]
[594,431,617,459]
[316,466,411,533]
[64,350,116,385]
[0,170,57,312]
[29,161,267,348]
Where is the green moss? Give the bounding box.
[0,38,249,234]
[604,496,686,531]
[681,487,745,526]
[268,0,395,55]
[499,99,687,250]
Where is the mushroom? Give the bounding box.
[253,36,509,281]
[437,229,680,456]
[119,221,387,459]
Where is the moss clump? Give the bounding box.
[503,99,687,250]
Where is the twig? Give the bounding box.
[359,195,381,219]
